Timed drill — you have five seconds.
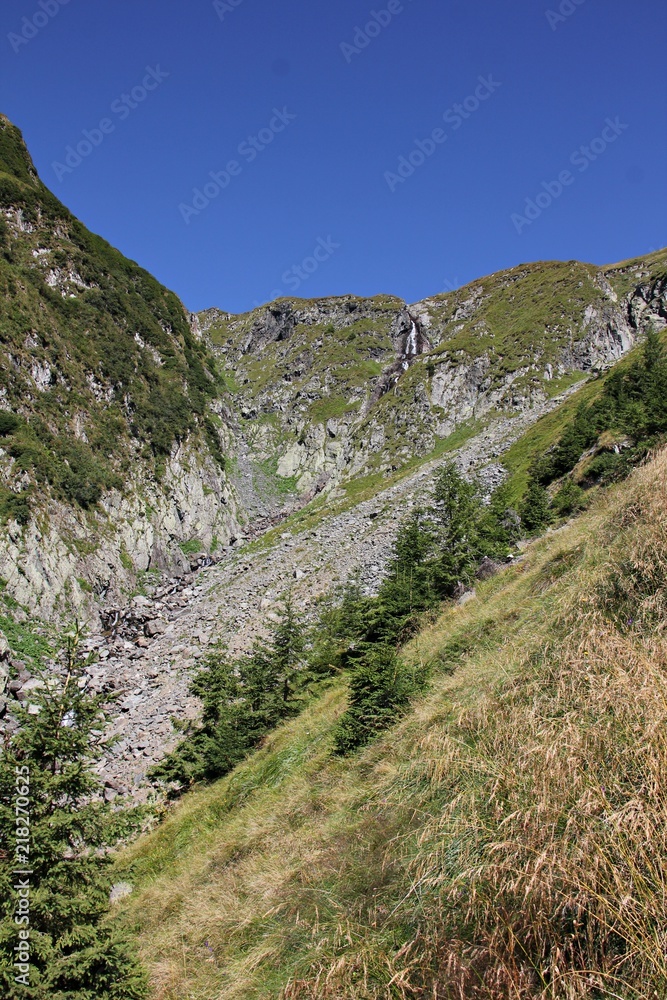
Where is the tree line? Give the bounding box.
[521,327,667,532]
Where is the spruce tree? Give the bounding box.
[372,511,435,644]
[478,481,521,555]
[307,592,348,679]
[270,591,305,703]
[552,478,586,518]
[150,593,308,792]
[333,645,424,755]
[337,579,372,647]
[190,646,251,783]
[0,626,147,1000]
[519,474,553,533]
[429,462,484,595]
[641,327,667,436]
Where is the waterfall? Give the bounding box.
[371,318,422,405]
[405,320,418,356]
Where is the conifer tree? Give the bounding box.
[337,578,372,647]
[641,327,667,435]
[519,474,553,533]
[532,329,667,488]
[270,590,305,703]
[150,592,308,791]
[148,644,247,789]
[372,511,434,643]
[308,579,373,676]
[552,478,586,517]
[429,462,484,595]
[333,645,425,755]
[482,481,522,552]
[0,626,147,1000]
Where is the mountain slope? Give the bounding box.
[113,446,667,999]
[1,112,666,999]
[203,252,666,503]
[4,327,660,795]
[0,116,228,497]
[0,115,240,613]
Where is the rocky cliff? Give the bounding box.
[204,253,667,504]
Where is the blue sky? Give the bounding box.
[1,0,665,313]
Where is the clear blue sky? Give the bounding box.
[1,0,665,313]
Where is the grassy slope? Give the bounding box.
[114,446,667,999]
[603,246,667,296]
[501,321,667,502]
[0,116,223,515]
[242,326,664,549]
[425,260,604,371]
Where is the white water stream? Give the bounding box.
[405,320,418,356]
[400,320,419,371]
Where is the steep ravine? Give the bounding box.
[75,385,585,797]
[1,113,665,623]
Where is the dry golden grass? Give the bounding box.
[114,450,667,1000]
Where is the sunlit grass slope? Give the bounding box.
[115,449,667,999]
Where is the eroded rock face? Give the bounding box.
[0,399,555,795]
[0,258,665,794]
[0,444,241,621]
[200,296,410,361]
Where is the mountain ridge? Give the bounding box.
[2,116,667,996]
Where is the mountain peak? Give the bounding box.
[0,114,39,185]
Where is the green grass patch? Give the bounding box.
[308,397,359,423]
[255,457,299,497]
[112,459,667,999]
[179,538,203,556]
[0,613,53,666]
[119,546,134,571]
[543,369,589,399]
